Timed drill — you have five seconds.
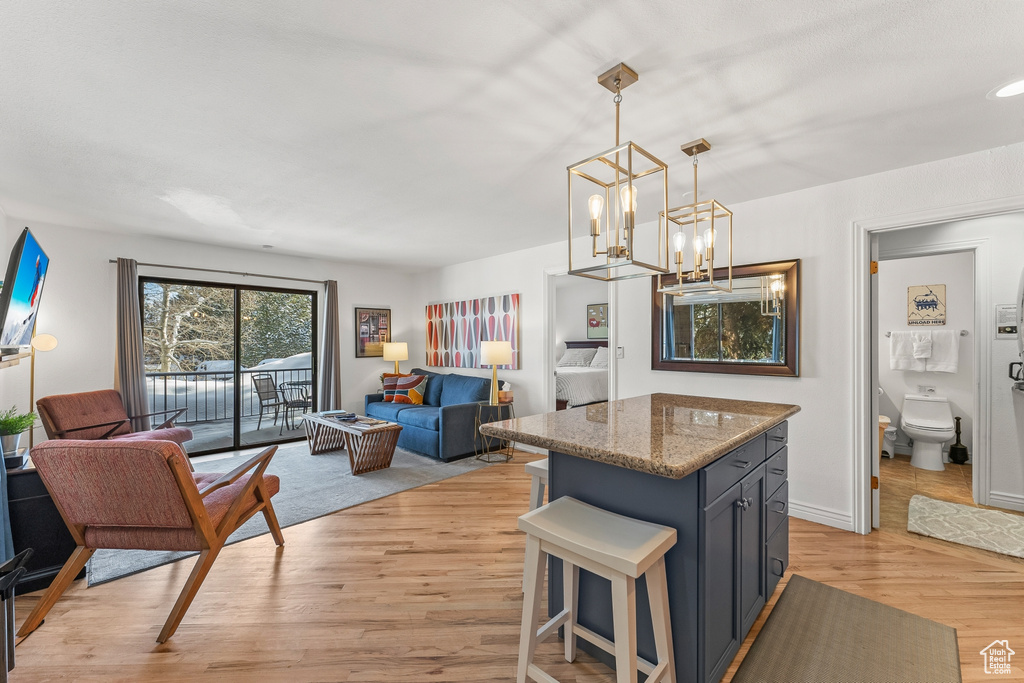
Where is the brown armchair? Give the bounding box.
[36,389,192,446]
[17,439,283,643]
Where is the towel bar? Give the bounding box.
[885,330,968,337]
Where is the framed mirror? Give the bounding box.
[652,259,800,376]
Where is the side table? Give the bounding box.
[475,401,515,462]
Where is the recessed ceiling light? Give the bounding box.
[988,77,1024,99]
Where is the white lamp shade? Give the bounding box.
[480,341,513,366]
[382,342,408,362]
[31,333,58,352]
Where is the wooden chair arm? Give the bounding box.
[128,407,187,430]
[198,446,277,498]
[56,418,131,439]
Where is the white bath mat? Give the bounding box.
[908,494,1024,559]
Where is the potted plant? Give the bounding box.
[0,406,36,466]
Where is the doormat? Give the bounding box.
[732,574,961,682]
[908,494,1024,559]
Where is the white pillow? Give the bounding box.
[557,347,598,367]
[589,346,609,368]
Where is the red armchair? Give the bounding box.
[17,440,283,643]
[36,389,192,446]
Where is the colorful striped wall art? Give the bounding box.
[425,293,520,369]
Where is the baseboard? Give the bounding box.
[988,491,1024,513]
[789,499,855,532]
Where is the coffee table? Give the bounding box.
[301,412,403,475]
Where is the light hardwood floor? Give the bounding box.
[12,452,1024,681]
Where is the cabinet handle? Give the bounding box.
[771,501,787,513]
[769,434,785,441]
[735,498,750,510]
[770,468,785,475]
[732,459,752,469]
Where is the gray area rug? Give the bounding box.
[733,574,961,683]
[908,494,1024,559]
[87,442,491,585]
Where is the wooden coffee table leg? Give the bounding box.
[347,428,401,475]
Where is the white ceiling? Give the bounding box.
[1,1,1022,269]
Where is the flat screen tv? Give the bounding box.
[0,228,50,354]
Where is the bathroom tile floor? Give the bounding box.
[881,454,1024,554]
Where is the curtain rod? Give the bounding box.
[109,259,327,286]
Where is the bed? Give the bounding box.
[555,340,609,410]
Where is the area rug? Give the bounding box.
[732,574,961,683]
[908,494,1024,559]
[87,442,492,585]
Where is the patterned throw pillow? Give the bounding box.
[382,373,410,402]
[557,347,599,367]
[392,374,428,405]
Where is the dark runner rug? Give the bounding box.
[732,574,961,683]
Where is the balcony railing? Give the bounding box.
[146,368,313,424]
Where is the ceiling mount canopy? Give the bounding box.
[567,63,669,282]
[657,138,734,297]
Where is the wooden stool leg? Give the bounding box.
[517,535,545,683]
[646,558,676,683]
[610,573,639,683]
[563,559,579,663]
[16,546,95,637]
[529,474,545,511]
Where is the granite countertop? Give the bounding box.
[479,393,800,479]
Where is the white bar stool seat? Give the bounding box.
[517,496,677,683]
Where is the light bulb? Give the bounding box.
[771,279,783,293]
[703,227,716,249]
[620,184,638,212]
[693,235,704,254]
[588,194,604,220]
[673,231,685,252]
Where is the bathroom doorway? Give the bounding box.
[873,248,976,531]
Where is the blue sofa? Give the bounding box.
[364,368,501,462]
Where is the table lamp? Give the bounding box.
[382,342,408,374]
[480,341,513,406]
[30,333,59,447]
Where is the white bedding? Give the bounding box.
[555,366,609,408]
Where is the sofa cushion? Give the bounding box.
[412,368,445,406]
[393,374,428,405]
[439,373,490,406]
[365,401,414,421]
[396,406,440,431]
[382,373,411,402]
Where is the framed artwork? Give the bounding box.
[907,285,946,326]
[587,303,608,339]
[355,307,390,357]
[425,293,520,369]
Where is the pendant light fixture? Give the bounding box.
[760,273,785,317]
[568,63,669,282]
[657,139,733,296]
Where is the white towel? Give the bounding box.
[912,331,933,359]
[926,330,960,373]
[889,331,925,371]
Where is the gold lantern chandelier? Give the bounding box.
[567,63,669,282]
[657,139,733,296]
[761,273,785,317]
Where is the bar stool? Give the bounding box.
[522,458,549,591]
[517,496,677,683]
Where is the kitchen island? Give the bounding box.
[479,393,800,683]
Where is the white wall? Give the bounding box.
[879,214,1024,510]
[422,141,1024,531]
[877,252,975,457]
[0,220,424,424]
[554,276,608,361]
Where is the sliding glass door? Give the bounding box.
[141,278,318,455]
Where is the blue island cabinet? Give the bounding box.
[548,421,789,683]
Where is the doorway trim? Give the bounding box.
[851,195,1024,534]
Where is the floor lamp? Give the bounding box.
[480,341,513,406]
[29,333,58,448]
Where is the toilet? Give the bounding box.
[900,394,955,471]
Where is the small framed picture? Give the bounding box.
[907,285,946,326]
[355,307,391,357]
[587,303,608,339]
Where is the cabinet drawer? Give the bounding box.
[765,447,788,497]
[701,434,766,505]
[766,480,788,539]
[766,421,788,457]
[766,517,789,597]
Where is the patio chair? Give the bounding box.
[36,389,192,446]
[252,374,289,430]
[18,439,284,643]
[278,381,313,434]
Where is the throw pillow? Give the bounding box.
[382,373,410,402]
[589,346,609,368]
[557,347,598,367]
[392,374,428,405]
